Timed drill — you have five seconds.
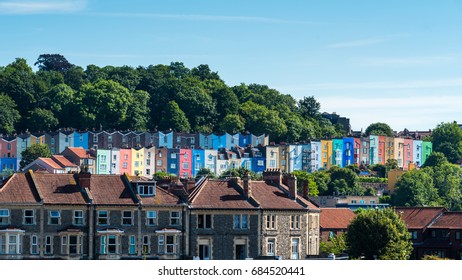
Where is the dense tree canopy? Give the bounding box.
[431,122,462,164]
[0,55,349,144]
[365,122,394,137]
[346,208,412,260]
[20,143,52,169]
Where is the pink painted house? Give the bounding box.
[403,139,414,170]
[378,136,386,164]
[179,148,192,178]
[119,148,132,175]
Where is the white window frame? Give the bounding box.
[170,211,180,226]
[267,238,275,256]
[197,214,212,229]
[266,214,276,230]
[98,210,109,226]
[45,235,53,255]
[122,211,133,226]
[142,235,150,254]
[73,210,84,226]
[146,211,157,226]
[49,210,61,225]
[0,209,10,225]
[234,214,249,229]
[30,235,38,255]
[291,215,300,230]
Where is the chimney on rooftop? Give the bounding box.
[285,173,297,200]
[302,179,309,198]
[77,169,91,189]
[243,171,251,198]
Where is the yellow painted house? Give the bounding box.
[321,140,332,170]
[131,147,145,176]
[393,137,405,168]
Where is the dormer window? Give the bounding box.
[138,184,155,196]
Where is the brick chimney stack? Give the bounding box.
[243,171,251,198]
[302,179,309,198]
[287,174,297,200]
[78,169,91,189]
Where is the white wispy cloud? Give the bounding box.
[327,34,406,48]
[86,12,316,25]
[0,0,86,14]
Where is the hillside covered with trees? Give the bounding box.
[0,54,346,143]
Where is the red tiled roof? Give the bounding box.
[140,187,180,205]
[32,173,87,205]
[395,207,446,229]
[251,181,306,210]
[0,173,41,204]
[320,208,356,229]
[86,175,137,205]
[429,212,462,229]
[190,179,255,209]
[66,147,94,159]
[52,155,78,167]
[278,182,319,210]
[39,157,63,170]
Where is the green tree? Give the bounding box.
[34,54,74,72]
[78,79,133,130]
[346,208,412,260]
[292,170,319,196]
[313,170,331,195]
[328,167,363,196]
[385,159,399,173]
[124,90,150,131]
[20,143,52,169]
[196,168,216,179]
[365,122,394,137]
[422,152,449,168]
[392,169,441,207]
[320,233,347,255]
[158,101,191,132]
[0,94,21,134]
[0,58,36,117]
[219,114,245,134]
[240,101,287,140]
[424,163,462,210]
[297,96,321,119]
[431,121,462,164]
[25,108,59,132]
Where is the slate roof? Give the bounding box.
[320,208,356,229]
[395,207,446,229]
[40,157,63,170]
[190,179,255,209]
[429,212,462,229]
[250,181,303,210]
[85,175,137,205]
[65,147,94,159]
[140,187,181,206]
[0,173,41,204]
[32,173,87,205]
[52,155,78,168]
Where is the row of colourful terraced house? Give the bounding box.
[0,130,432,177]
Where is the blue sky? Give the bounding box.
[1,0,462,132]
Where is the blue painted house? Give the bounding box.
[342,138,355,167]
[332,139,344,167]
[158,131,173,148]
[167,148,180,176]
[192,149,205,177]
[212,134,226,150]
[199,133,213,149]
[0,158,17,173]
[239,133,252,147]
[74,131,89,149]
[369,135,379,165]
[251,147,266,173]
